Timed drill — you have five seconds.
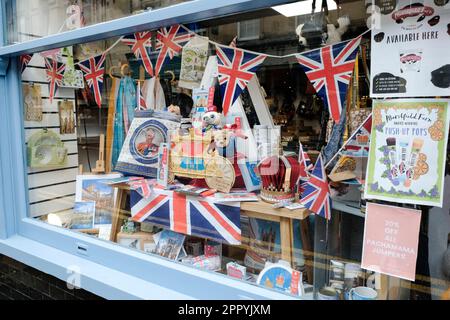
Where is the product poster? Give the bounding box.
[365,99,450,207]
[361,203,421,281]
[370,0,450,97]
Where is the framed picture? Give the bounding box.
[154,230,185,261]
[23,83,43,122]
[117,232,155,251]
[70,201,95,230]
[75,174,122,225]
[58,100,76,134]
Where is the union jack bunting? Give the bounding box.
[296,36,361,124]
[44,57,66,103]
[79,54,106,108]
[131,188,241,244]
[301,154,332,220]
[155,24,192,77]
[21,54,33,73]
[121,32,154,76]
[216,45,267,116]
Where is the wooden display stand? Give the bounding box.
[107,183,314,283]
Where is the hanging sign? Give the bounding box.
[370,0,450,97]
[361,203,421,281]
[364,99,450,207]
[179,36,210,89]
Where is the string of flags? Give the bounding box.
[21,23,368,114]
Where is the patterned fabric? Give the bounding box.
[131,188,241,244]
[78,54,106,107]
[296,37,361,124]
[216,45,267,116]
[112,76,136,169]
[323,109,347,165]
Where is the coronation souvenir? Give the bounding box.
[115,110,181,177]
[27,129,68,168]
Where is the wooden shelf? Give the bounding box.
[241,200,310,221]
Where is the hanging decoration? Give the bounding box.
[137,82,147,110]
[78,54,106,108]
[215,45,267,116]
[44,57,66,103]
[301,154,332,220]
[154,24,192,77]
[121,32,154,77]
[20,54,33,73]
[296,37,362,124]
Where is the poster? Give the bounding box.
[361,203,421,281]
[365,99,450,207]
[179,36,209,89]
[370,0,450,97]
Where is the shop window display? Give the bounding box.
[18,0,450,300]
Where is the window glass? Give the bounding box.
[19,0,450,300]
[5,0,192,45]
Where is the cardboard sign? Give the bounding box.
[365,99,450,207]
[361,203,421,281]
[370,0,450,97]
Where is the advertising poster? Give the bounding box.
[365,99,450,207]
[362,203,421,281]
[370,0,450,97]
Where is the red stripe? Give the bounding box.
[133,194,167,221]
[172,192,188,234]
[198,201,241,242]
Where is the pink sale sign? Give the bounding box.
[361,202,421,281]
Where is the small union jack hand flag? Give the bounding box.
[121,32,154,77]
[128,177,153,199]
[44,57,66,103]
[79,54,106,108]
[296,36,361,124]
[216,45,266,116]
[154,24,192,76]
[21,54,33,73]
[301,154,332,220]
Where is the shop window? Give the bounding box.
[17,0,450,300]
[5,0,192,44]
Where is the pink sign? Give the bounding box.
[361,202,421,281]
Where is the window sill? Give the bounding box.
[0,235,195,299]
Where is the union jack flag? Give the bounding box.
[130,188,241,244]
[296,37,361,124]
[121,32,154,77]
[44,57,66,103]
[154,24,192,76]
[79,54,106,108]
[128,177,153,199]
[216,45,266,116]
[21,54,33,73]
[301,154,332,220]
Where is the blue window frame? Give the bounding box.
[0,0,303,299]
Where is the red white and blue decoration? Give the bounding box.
[341,114,372,157]
[128,177,153,199]
[137,82,148,110]
[20,54,33,73]
[79,54,106,108]
[154,24,192,77]
[296,37,361,124]
[301,154,332,220]
[44,57,66,103]
[130,187,241,244]
[216,45,267,116]
[121,32,154,77]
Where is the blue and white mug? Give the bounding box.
[348,286,378,300]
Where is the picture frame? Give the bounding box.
[75,173,122,225]
[58,100,76,135]
[117,232,155,251]
[70,201,95,230]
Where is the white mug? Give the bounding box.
[348,286,378,300]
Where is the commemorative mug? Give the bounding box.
[348,286,378,300]
[317,286,339,300]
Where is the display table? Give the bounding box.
[108,183,313,283]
